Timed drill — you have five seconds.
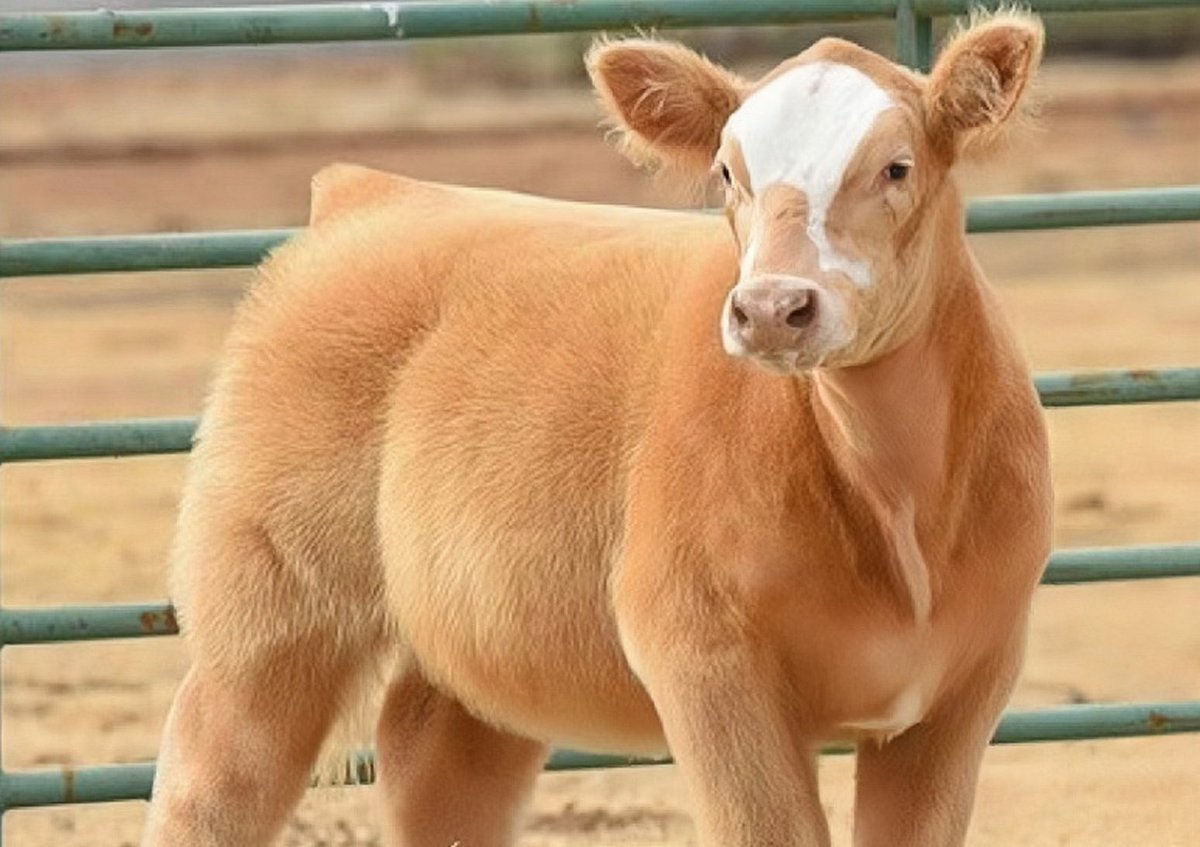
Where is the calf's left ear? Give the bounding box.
[586,38,744,175]
[924,11,1044,159]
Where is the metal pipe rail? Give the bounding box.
[0,418,196,462]
[3,0,1200,840]
[2,1,1198,51]
[0,366,1196,464]
[2,699,1198,809]
[3,186,1199,279]
[3,543,1197,647]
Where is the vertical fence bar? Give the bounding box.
[1,286,6,847]
[1,232,7,846]
[1,259,6,847]
[916,15,933,70]
[896,0,934,70]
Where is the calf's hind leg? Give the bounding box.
[142,519,379,847]
[142,639,362,847]
[375,671,549,846]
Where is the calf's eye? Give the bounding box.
[884,161,912,182]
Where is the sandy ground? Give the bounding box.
[2,50,1199,846]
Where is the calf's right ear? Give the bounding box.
[586,38,744,175]
[924,11,1044,160]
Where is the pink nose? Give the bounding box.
[727,283,818,354]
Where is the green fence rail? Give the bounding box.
[3,699,1199,810]
[0,419,196,462]
[3,0,1199,841]
[0,366,1195,465]
[2,1,1198,51]
[3,186,1199,279]
[3,543,1197,647]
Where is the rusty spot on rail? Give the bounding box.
[62,766,77,803]
[139,608,179,634]
[1147,710,1171,731]
[45,15,70,41]
[1066,369,1163,391]
[112,21,153,38]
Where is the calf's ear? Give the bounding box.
[586,38,744,175]
[924,11,1043,159]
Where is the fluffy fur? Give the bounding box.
[587,37,744,177]
[143,16,1052,847]
[925,8,1044,159]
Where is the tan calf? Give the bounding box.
[144,11,1051,846]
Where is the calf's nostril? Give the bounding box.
[731,301,749,327]
[785,294,816,329]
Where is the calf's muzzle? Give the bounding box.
[725,279,820,359]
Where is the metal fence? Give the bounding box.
[2,0,1200,840]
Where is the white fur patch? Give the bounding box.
[844,684,925,742]
[726,62,894,288]
[720,288,744,358]
[721,233,760,354]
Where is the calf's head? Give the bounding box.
[588,13,1042,372]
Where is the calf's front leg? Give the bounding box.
[619,596,831,846]
[852,634,1025,847]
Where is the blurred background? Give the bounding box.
[2,1,1199,844]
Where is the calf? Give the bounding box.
[144,11,1052,847]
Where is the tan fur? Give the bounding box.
[926,9,1044,159]
[145,14,1051,847]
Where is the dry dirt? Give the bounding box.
[2,51,1199,846]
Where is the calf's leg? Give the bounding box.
[142,516,382,847]
[617,563,831,847]
[640,646,831,847]
[141,640,359,847]
[374,670,549,847]
[852,635,1025,847]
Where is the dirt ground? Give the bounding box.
[2,48,1199,846]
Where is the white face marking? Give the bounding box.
[721,233,760,356]
[720,291,743,357]
[737,233,761,288]
[726,62,895,288]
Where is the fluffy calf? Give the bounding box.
[144,12,1052,847]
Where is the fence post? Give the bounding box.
[896,0,933,71]
[2,369,7,847]
[2,448,7,847]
